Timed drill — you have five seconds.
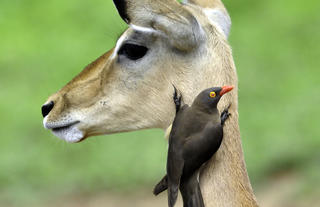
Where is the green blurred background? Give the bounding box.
[0,0,319,206]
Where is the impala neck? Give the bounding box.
[200,101,259,207]
[165,44,259,207]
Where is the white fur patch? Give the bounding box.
[111,32,127,59]
[164,124,172,140]
[130,24,157,33]
[111,25,158,59]
[51,126,84,143]
[43,116,49,129]
[204,8,231,38]
[43,116,84,143]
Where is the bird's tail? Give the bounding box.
[153,175,168,195]
[168,182,179,207]
[155,175,179,207]
[180,174,205,207]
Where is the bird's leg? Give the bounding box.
[173,85,182,114]
[221,104,231,126]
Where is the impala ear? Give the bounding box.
[112,0,204,51]
[204,8,231,37]
[183,0,231,37]
[113,0,130,23]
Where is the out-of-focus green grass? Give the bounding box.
[0,0,319,206]
[226,0,320,184]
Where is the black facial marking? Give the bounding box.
[113,0,130,23]
[118,43,148,61]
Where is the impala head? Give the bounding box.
[42,0,233,143]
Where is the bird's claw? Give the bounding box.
[221,104,231,126]
[173,85,182,114]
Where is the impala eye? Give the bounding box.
[118,43,148,60]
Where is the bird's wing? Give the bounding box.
[186,123,222,147]
[182,123,223,171]
[167,143,184,207]
[166,105,189,207]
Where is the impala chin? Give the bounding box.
[52,125,84,143]
[43,117,84,143]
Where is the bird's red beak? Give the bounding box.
[220,86,234,96]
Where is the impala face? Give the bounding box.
[42,0,232,143]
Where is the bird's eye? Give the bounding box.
[209,92,216,98]
[118,43,148,60]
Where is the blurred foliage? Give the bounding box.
[0,0,319,206]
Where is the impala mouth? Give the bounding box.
[51,121,80,131]
[43,119,84,143]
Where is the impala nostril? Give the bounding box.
[41,101,54,118]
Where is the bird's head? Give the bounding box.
[192,86,234,111]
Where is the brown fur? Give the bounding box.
[43,0,259,206]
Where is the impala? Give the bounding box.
[41,0,259,206]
